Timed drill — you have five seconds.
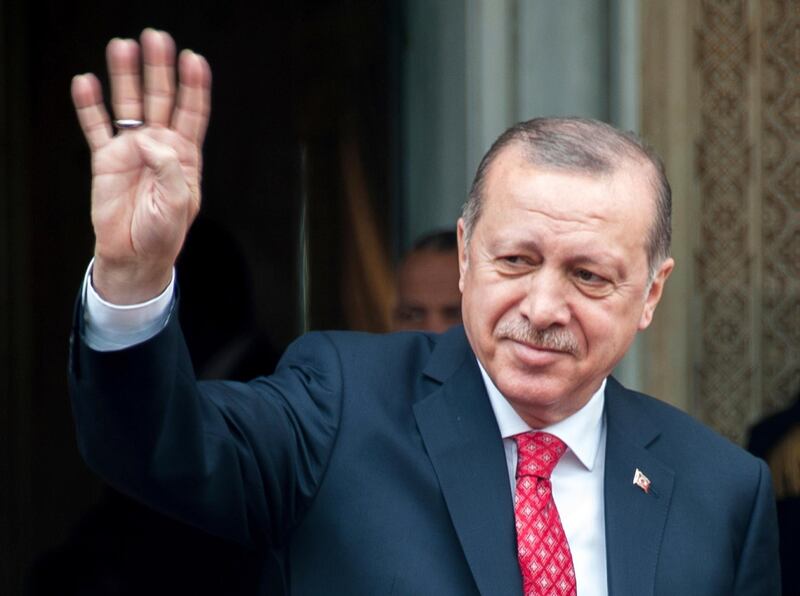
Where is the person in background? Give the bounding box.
[392,229,462,334]
[748,392,800,596]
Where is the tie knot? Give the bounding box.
[514,432,567,479]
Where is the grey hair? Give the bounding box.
[462,117,671,278]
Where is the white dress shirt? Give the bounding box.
[82,261,175,351]
[82,264,609,594]
[479,364,608,596]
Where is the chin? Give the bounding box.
[492,368,569,410]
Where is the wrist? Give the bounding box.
[91,254,174,305]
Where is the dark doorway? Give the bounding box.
[1,1,401,592]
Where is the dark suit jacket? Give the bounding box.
[69,313,780,595]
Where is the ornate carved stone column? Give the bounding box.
[642,0,799,443]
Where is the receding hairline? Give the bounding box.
[461,118,672,276]
[468,141,656,217]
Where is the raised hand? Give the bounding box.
[71,29,211,304]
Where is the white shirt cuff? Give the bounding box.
[81,260,175,351]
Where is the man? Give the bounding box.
[69,30,779,595]
[392,230,462,333]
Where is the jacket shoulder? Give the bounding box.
[608,380,766,478]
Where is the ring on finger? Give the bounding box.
[114,119,145,131]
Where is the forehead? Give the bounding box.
[474,147,655,262]
[483,146,654,221]
[399,249,460,292]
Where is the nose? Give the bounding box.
[519,269,571,329]
[418,311,446,334]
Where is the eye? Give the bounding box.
[394,306,425,323]
[495,255,532,275]
[575,268,604,283]
[443,306,462,324]
[573,268,616,297]
[499,255,536,268]
[494,252,540,276]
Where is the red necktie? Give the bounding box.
[513,432,577,596]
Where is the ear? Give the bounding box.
[456,218,468,293]
[638,257,675,330]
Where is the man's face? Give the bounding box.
[458,146,673,427]
[392,248,462,334]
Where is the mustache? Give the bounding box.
[496,320,579,356]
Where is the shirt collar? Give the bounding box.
[478,360,606,471]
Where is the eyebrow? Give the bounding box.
[487,237,541,254]
[490,238,629,276]
[567,253,629,278]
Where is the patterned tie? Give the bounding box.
[513,432,577,596]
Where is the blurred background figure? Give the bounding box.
[748,392,800,596]
[391,230,462,334]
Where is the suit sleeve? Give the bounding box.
[68,299,343,549]
[733,458,781,595]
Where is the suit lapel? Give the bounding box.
[413,332,677,596]
[603,379,675,596]
[413,328,522,596]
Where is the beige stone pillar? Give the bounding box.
[639,0,700,415]
[641,0,799,443]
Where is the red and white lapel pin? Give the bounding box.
[633,468,651,494]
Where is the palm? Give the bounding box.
[71,29,211,303]
[91,128,199,264]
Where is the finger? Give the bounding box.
[172,50,212,145]
[106,38,143,123]
[141,28,177,127]
[71,73,113,151]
